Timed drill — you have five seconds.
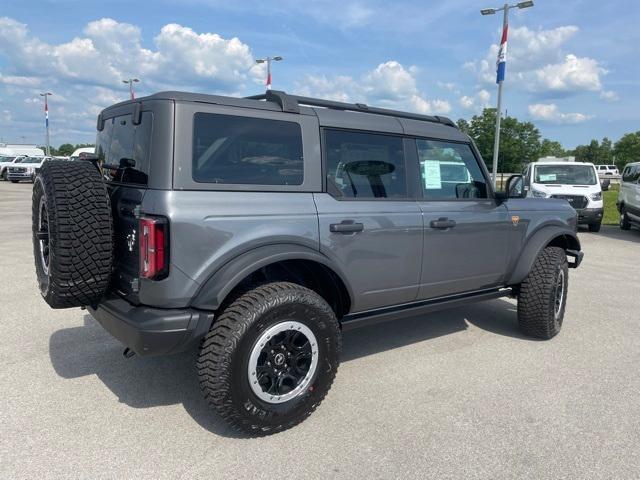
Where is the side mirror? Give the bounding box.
[600,178,610,191]
[505,174,526,199]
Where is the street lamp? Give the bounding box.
[122,78,140,100]
[39,92,52,156]
[480,1,534,187]
[255,56,283,90]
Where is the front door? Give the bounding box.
[412,139,511,300]
[314,129,423,312]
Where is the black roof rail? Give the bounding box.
[246,90,457,128]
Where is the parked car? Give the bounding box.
[617,162,640,230]
[32,90,583,435]
[522,160,603,232]
[69,147,95,161]
[596,164,619,176]
[7,156,50,183]
[0,155,26,180]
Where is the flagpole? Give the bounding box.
[491,4,508,188]
[40,92,52,156]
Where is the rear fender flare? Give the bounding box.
[507,226,581,285]
[190,244,353,311]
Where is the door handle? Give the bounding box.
[330,221,364,233]
[430,217,456,229]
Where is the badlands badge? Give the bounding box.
[511,215,520,226]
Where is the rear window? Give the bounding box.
[192,113,303,185]
[95,112,153,185]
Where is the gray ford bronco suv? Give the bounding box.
[32,90,583,435]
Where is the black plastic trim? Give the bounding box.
[341,287,512,331]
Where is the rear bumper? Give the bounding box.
[88,296,214,356]
[576,207,603,224]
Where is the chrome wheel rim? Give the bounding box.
[553,269,565,319]
[37,196,50,276]
[248,321,318,404]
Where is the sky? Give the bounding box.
[0,0,638,149]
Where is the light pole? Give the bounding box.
[255,56,283,90]
[122,78,140,100]
[39,92,52,156]
[481,1,534,187]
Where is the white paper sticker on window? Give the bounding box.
[423,160,442,189]
[539,173,557,182]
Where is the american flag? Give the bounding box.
[496,24,508,83]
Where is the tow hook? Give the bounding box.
[123,348,136,359]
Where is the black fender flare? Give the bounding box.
[190,244,354,311]
[507,226,581,285]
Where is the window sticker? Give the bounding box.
[423,160,442,189]
[539,173,557,182]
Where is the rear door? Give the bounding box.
[412,139,511,300]
[314,129,423,312]
[96,109,154,301]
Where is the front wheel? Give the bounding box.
[620,207,631,230]
[197,282,341,436]
[517,246,568,340]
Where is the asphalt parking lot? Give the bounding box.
[1,180,639,479]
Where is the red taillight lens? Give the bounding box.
[139,216,169,279]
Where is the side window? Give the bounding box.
[416,140,488,199]
[192,113,303,185]
[324,129,407,199]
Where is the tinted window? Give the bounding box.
[192,113,303,185]
[416,140,488,199]
[95,112,153,185]
[325,130,407,199]
[534,164,597,185]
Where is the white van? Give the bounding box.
[523,160,603,232]
[0,145,45,157]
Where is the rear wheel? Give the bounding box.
[517,246,568,340]
[620,207,631,230]
[32,160,113,308]
[197,282,341,436]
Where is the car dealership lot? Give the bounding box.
[1,180,639,479]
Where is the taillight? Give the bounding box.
[139,216,169,279]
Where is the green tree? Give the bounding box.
[598,137,613,165]
[614,131,640,169]
[464,108,542,173]
[456,118,470,135]
[538,139,565,158]
[57,143,75,156]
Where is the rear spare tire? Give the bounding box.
[32,160,113,308]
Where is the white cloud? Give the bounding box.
[295,60,451,115]
[528,103,592,124]
[467,25,609,96]
[459,89,490,111]
[532,54,605,92]
[600,90,619,102]
[0,16,265,143]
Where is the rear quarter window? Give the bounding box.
[95,111,153,185]
[192,113,303,185]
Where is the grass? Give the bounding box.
[603,184,620,225]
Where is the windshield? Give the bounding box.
[0,156,16,162]
[23,157,43,164]
[534,164,597,185]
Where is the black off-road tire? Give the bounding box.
[197,282,341,436]
[619,207,631,230]
[32,160,113,308]
[517,246,568,340]
[588,221,601,232]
